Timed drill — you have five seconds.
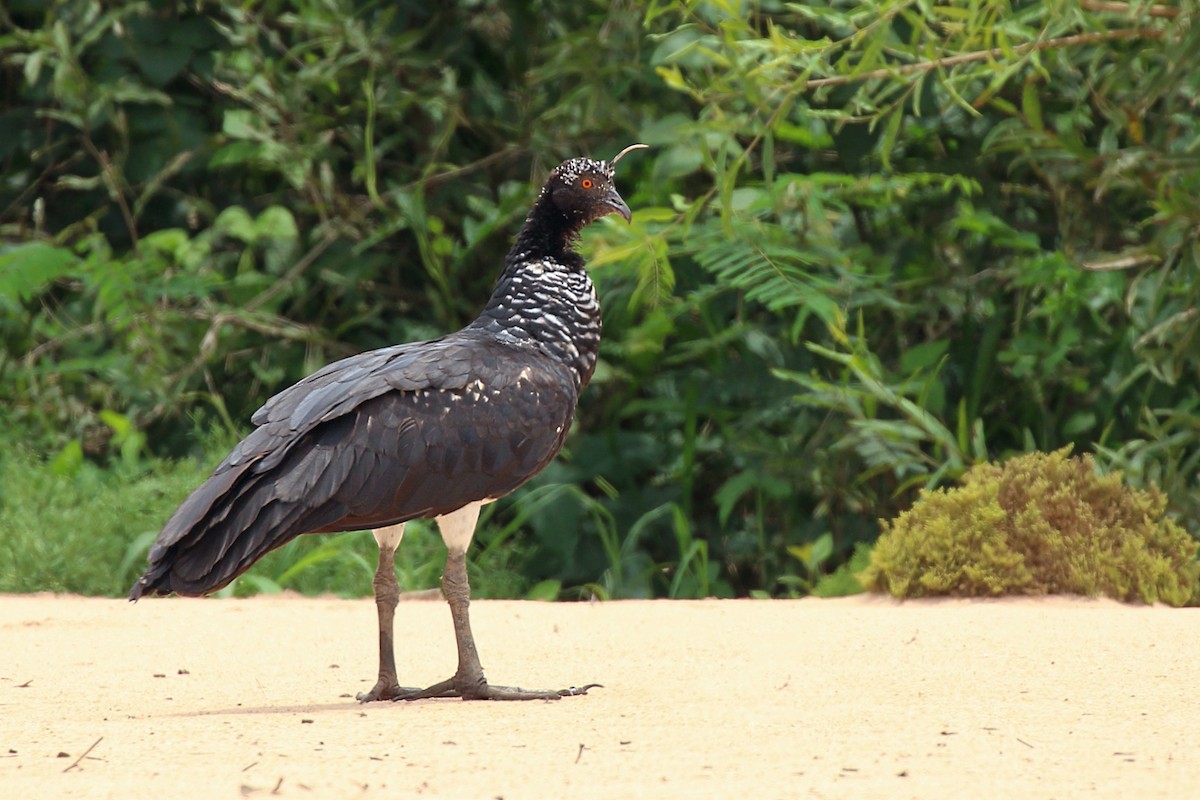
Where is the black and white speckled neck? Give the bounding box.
[470,257,601,391]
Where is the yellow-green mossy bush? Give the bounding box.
[862,448,1199,605]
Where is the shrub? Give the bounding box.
[862,448,1200,606]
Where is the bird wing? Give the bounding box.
[133,333,579,597]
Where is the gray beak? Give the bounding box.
[605,189,632,223]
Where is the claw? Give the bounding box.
[392,679,601,702]
[357,682,420,703]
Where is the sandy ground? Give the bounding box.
[1,593,1198,799]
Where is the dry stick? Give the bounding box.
[804,28,1164,91]
[62,737,102,773]
[1081,252,1160,271]
[1079,0,1181,19]
[81,139,139,248]
[244,232,337,313]
[418,147,526,192]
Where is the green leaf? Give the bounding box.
[878,108,904,170]
[1063,411,1097,437]
[107,78,172,106]
[762,129,775,184]
[213,206,257,243]
[899,340,950,374]
[255,206,299,241]
[809,532,834,569]
[131,42,193,86]
[50,440,84,477]
[525,579,561,601]
[98,410,132,439]
[141,229,191,259]
[23,49,45,86]
[773,120,834,148]
[0,243,79,301]
[715,470,760,525]
[1021,79,1044,132]
[209,141,265,169]
[222,109,263,140]
[235,574,284,596]
[56,174,103,191]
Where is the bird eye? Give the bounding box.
[580,178,594,189]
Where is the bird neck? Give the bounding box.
[504,190,585,269]
[471,202,601,391]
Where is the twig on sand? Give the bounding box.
[62,737,103,773]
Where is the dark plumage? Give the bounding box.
[131,145,646,701]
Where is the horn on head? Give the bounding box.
[610,143,650,166]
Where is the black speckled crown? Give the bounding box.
[553,157,612,186]
[551,144,647,186]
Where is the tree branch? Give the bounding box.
[804,28,1164,91]
[81,138,139,248]
[1079,1,1180,19]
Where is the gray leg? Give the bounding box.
[398,503,600,702]
[357,524,414,702]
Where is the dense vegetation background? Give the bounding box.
[2,0,1197,599]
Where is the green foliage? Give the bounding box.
[0,436,536,599]
[632,0,1200,545]
[2,0,1199,600]
[813,543,872,598]
[863,448,1200,606]
[0,441,219,595]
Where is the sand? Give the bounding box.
[2,592,1198,798]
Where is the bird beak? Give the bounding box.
[604,189,633,223]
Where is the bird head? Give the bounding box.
[545,143,648,226]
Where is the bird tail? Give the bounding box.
[128,457,346,600]
[130,409,408,601]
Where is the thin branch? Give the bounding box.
[417,147,525,191]
[1081,252,1160,271]
[132,150,195,223]
[22,322,100,366]
[81,138,138,247]
[804,28,1163,90]
[1079,1,1180,19]
[191,309,317,355]
[245,232,337,312]
[62,737,103,773]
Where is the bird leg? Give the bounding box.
[397,547,599,701]
[396,504,599,701]
[357,524,428,702]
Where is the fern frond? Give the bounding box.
[689,224,841,325]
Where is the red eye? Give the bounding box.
[580,178,594,189]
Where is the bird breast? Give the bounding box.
[474,259,601,391]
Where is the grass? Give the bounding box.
[0,430,795,602]
[0,442,218,596]
[0,437,535,600]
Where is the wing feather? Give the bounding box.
[131,332,579,598]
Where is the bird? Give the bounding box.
[130,144,648,702]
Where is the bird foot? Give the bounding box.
[395,677,602,702]
[357,680,426,703]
